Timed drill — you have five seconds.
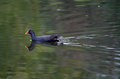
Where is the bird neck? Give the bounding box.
[30,31,36,40]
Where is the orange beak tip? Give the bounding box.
[25,30,29,34]
[25,46,29,50]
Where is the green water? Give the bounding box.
[0,0,120,79]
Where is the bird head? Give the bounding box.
[25,29,33,34]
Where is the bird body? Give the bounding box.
[25,29,59,42]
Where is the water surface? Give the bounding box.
[0,0,120,79]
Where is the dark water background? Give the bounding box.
[0,0,120,79]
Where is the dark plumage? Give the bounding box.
[25,29,59,42]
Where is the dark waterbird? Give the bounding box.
[25,29,59,42]
[25,29,62,51]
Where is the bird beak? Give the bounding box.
[25,30,29,34]
[25,46,29,50]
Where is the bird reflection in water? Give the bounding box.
[25,39,63,51]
